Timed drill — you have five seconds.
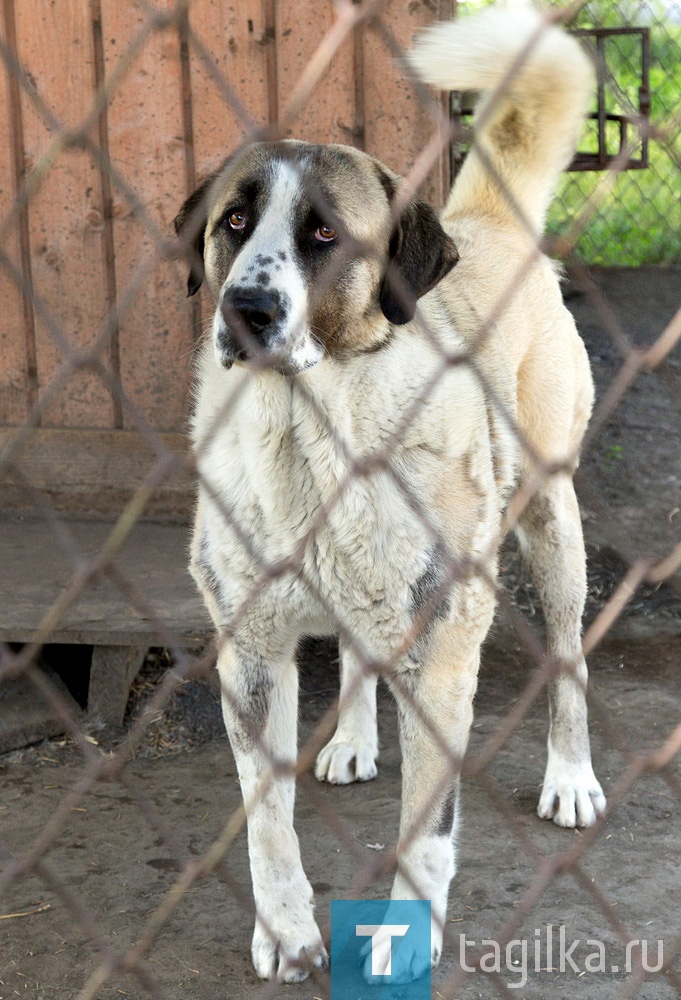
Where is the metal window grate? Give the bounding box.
[450,27,651,174]
[571,27,650,171]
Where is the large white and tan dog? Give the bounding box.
[175,7,606,984]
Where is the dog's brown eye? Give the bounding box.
[314,224,337,243]
[228,210,247,231]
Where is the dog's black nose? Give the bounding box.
[224,289,279,337]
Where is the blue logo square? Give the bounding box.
[331,899,431,999]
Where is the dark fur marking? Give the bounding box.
[234,178,260,211]
[242,675,272,733]
[523,493,556,533]
[491,108,527,151]
[195,560,224,608]
[256,271,270,285]
[485,400,509,495]
[255,254,273,266]
[436,785,458,837]
[408,546,451,661]
[229,654,273,751]
[277,250,287,261]
[194,531,232,617]
[410,547,450,620]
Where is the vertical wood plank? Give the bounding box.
[181,0,272,351]
[13,0,112,428]
[186,0,271,180]
[0,4,32,425]
[276,0,356,145]
[363,0,448,207]
[102,0,191,432]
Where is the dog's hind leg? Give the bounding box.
[516,477,606,828]
[315,644,379,784]
[217,640,328,982]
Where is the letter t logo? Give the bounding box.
[356,924,410,976]
[331,899,430,998]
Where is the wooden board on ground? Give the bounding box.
[0,428,194,522]
[0,517,211,647]
[0,516,212,729]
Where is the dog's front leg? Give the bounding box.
[370,621,482,984]
[217,641,328,982]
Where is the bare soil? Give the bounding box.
[1,268,680,1000]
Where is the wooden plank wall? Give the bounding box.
[0,0,451,443]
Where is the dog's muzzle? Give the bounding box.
[213,281,321,376]
[216,285,286,366]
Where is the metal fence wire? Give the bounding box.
[449,0,681,266]
[0,1,680,999]
[549,0,681,265]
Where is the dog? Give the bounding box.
[174,7,606,985]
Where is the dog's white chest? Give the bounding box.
[192,363,434,648]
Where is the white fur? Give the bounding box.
[192,333,481,636]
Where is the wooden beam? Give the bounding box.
[0,427,194,522]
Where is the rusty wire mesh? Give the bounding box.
[0,1,680,998]
[549,0,681,265]
[449,0,681,266]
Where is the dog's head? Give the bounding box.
[174,141,458,375]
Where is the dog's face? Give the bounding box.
[175,141,458,375]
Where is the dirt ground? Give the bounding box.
[1,267,680,1000]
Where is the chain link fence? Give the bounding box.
[1,2,680,999]
[549,0,681,265]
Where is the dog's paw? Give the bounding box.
[315,735,378,784]
[252,907,328,983]
[538,752,606,828]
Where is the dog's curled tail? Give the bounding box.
[409,8,595,237]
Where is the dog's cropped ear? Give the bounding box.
[174,174,217,297]
[379,200,459,326]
